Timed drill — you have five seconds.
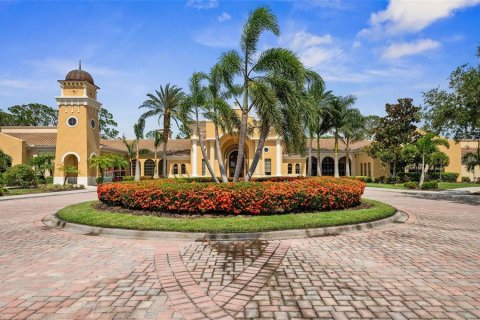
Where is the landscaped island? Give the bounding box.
[97,177,365,215]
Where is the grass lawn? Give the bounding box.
[366,182,474,190]
[57,199,396,233]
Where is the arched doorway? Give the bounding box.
[339,157,351,176]
[227,151,244,178]
[144,159,155,177]
[321,157,334,176]
[306,157,318,176]
[63,154,79,184]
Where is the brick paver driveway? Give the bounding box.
[0,188,479,320]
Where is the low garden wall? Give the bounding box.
[97,177,365,215]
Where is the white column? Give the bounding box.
[192,139,198,177]
[209,141,215,168]
[276,139,282,176]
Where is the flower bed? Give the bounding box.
[97,177,365,215]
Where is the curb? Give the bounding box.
[0,189,96,202]
[42,210,408,241]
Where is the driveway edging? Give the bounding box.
[42,210,408,241]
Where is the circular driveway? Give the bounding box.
[0,188,479,320]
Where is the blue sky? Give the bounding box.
[0,0,479,137]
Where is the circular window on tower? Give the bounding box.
[264,147,270,153]
[90,119,96,129]
[67,116,78,127]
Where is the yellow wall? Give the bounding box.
[0,133,26,165]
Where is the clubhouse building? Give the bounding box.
[0,66,477,185]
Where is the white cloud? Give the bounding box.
[281,30,341,68]
[289,31,332,51]
[352,41,362,49]
[186,0,218,9]
[218,12,231,22]
[382,39,441,60]
[360,0,480,37]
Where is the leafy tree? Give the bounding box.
[133,118,145,181]
[139,84,185,178]
[218,6,306,182]
[99,107,119,139]
[327,95,357,177]
[367,98,421,178]
[403,132,449,188]
[89,154,128,183]
[181,72,220,183]
[0,109,15,126]
[28,153,55,179]
[423,46,480,174]
[339,109,366,177]
[175,123,192,139]
[7,104,57,126]
[0,149,12,173]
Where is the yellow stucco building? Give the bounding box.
[0,66,477,185]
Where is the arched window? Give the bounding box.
[287,163,292,174]
[130,160,141,177]
[173,164,179,175]
[181,164,186,175]
[295,163,300,175]
[144,159,155,177]
[321,157,334,176]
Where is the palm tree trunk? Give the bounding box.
[153,148,159,179]
[316,136,321,176]
[334,131,339,178]
[419,154,425,188]
[130,157,133,176]
[196,111,219,183]
[135,145,140,181]
[245,122,269,182]
[345,143,351,177]
[307,134,313,176]
[162,116,170,178]
[234,109,249,182]
[215,124,228,183]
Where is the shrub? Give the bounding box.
[112,176,123,182]
[122,176,152,182]
[462,176,471,183]
[3,164,37,187]
[354,176,367,182]
[404,181,418,189]
[421,181,438,190]
[45,176,53,184]
[97,177,365,215]
[96,176,103,184]
[430,172,459,182]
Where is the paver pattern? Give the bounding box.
[0,188,479,319]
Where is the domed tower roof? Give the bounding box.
[65,61,94,85]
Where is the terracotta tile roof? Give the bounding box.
[2,132,57,146]
[283,138,372,155]
[101,139,191,156]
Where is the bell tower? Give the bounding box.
[53,62,101,186]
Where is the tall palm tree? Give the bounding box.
[462,151,480,182]
[203,65,240,183]
[152,130,162,179]
[122,135,136,176]
[328,95,357,178]
[406,132,450,187]
[218,6,306,182]
[133,118,145,181]
[303,72,333,176]
[339,109,365,176]
[181,72,220,183]
[139,84,184,177]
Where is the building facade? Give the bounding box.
[0,67,477,185]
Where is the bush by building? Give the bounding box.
[3,164,37,187]
[420,181,438,190]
